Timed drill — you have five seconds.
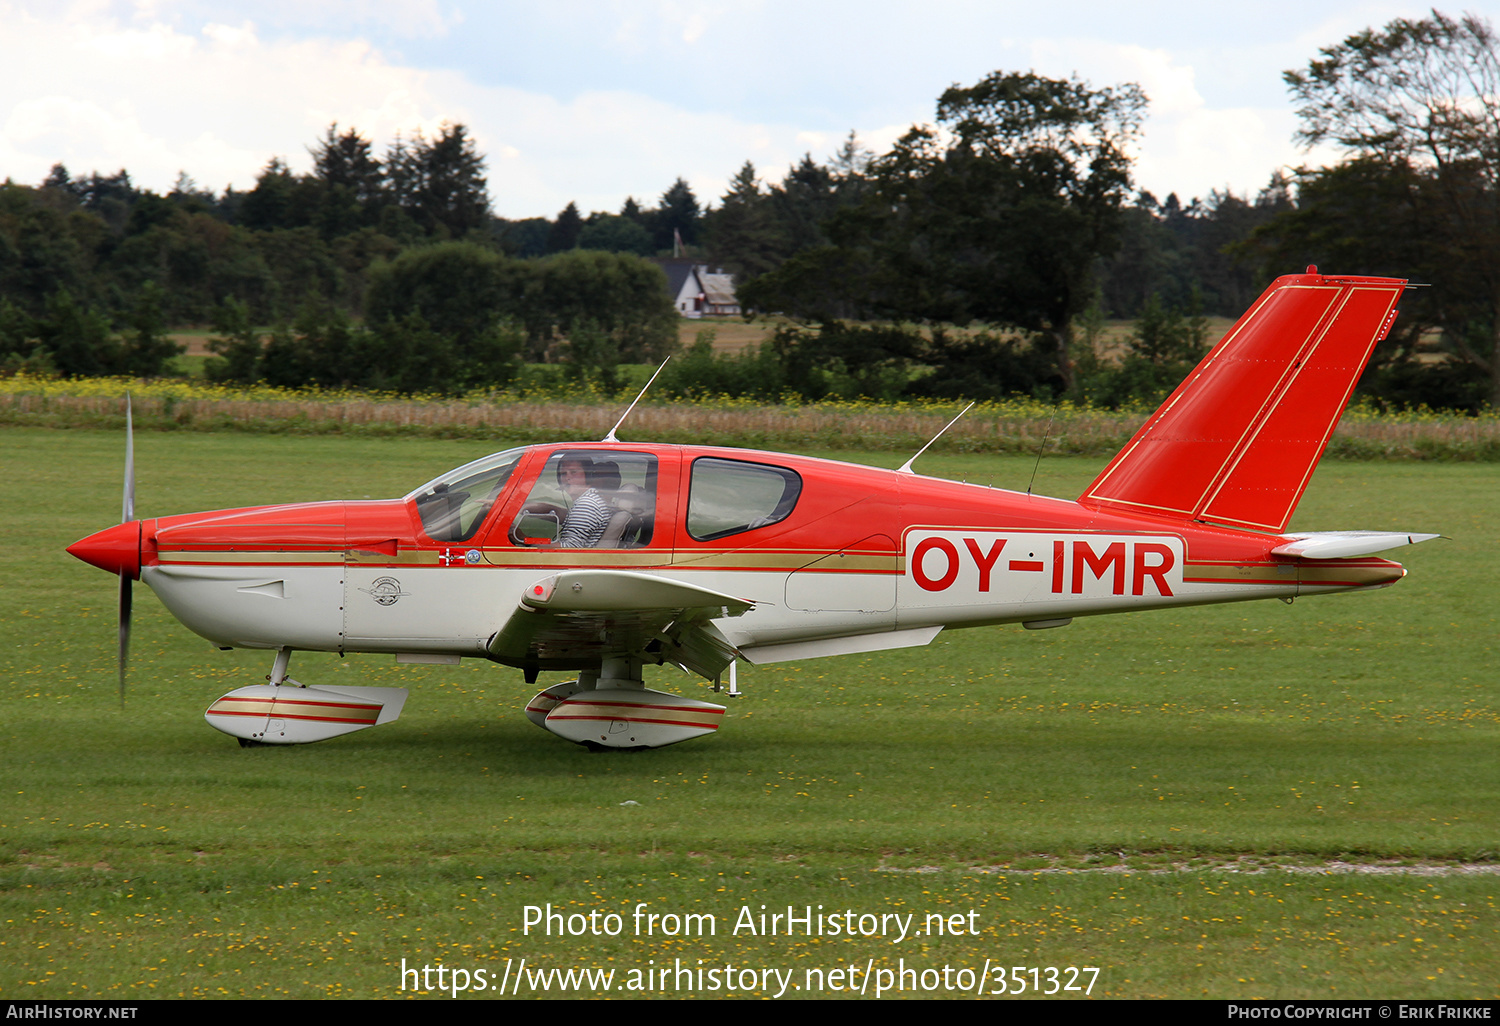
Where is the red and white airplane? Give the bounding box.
[68,269,1437,749]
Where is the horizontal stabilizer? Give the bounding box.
[1272,531,1440,560]
[1081,271,1406,533]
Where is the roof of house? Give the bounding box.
[700,272,737,307]
[655,259,700,300]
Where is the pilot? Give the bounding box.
[554,457,616,548]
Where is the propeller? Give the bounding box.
[118,395,134,707]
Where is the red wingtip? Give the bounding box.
[68,521,141,579]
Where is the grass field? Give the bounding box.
[1,428,1496,1000]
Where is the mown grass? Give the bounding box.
[0,429,1496,999]
[3,375,1499,460]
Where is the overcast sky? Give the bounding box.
[3,0,1496,219]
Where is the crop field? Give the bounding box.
[163,316,1184,362]
[5,380,1500,461]
[1,427,1496,1000]
[166,315,782,361]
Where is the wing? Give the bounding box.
[487,569,754,679]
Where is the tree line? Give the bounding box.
[209,243,677,392]
[2,10,1498,410]
[0,122,681,389]
[678,11,1498,411]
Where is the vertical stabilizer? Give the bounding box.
[1079,271,1405,533]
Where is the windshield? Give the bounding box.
[406,447,527,543]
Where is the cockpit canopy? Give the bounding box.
[404,444,806,550]
[405,446,526,543]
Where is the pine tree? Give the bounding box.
[547,202,583,253]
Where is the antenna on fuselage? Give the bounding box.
[601,357,671,443]
[896,401,975,475]
[1026,405,1059,496]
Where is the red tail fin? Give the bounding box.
[1079,271,1405,533]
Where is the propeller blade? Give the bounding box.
[118,570,131,708]
[118,394,134,707]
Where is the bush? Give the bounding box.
[1078,293,1208,408]
[658,331,792,400]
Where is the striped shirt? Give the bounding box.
[556,489,613,548]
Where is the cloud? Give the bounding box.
[0,5,850,215]
[1021,37,1340,202]
[0,11,447,190]
[458,82,826,215]
[0,2,1381,217]
[603,0,753,52]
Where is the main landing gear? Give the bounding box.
[525,657,729,750]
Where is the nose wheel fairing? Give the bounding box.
[206,648,408,744]
[205,684,408,744]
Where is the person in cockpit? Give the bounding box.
[553,456,615,548]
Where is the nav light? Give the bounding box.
[526,575,559,605]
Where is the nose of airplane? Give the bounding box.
[67,521,142,579]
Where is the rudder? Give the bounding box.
[1079,270,1405,533]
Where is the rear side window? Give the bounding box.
[687,458,802,541]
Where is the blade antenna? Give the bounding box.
[1026,404,1058,496]
[118,394,134,707]
[897,402,974,475]
[602,357,671,443]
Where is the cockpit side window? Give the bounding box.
[512,450,659,549]
[687,457,802,541]
[406,447,526,543]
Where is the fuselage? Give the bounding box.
[68,441,1404,669]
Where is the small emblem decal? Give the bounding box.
[465,548,481,565]
[360,577,408,606]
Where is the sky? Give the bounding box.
[3,0,1497,220]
